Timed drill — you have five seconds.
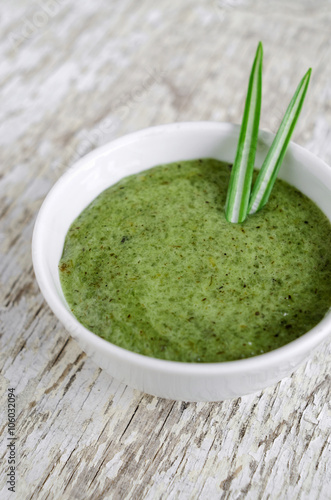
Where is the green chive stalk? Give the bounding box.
[225,42,263,223]
[248,68,312,214]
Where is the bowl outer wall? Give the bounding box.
[32,122,331,401]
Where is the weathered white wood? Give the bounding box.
[0,1,330,498]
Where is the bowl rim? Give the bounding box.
[32,121,331,376]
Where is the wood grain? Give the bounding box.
[0,1,330,498]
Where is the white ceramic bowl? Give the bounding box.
[32,122,331,401]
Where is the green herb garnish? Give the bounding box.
[225,42,311,223]
[225,42,263,223]
[248,68,311,214]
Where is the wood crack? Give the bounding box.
[156,401,176,437]
[44,352,85,395]
[50,337,71,368]
[119,396,144,441]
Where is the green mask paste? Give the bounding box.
[59,159,331,362]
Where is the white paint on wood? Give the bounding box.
[0,1,330,499]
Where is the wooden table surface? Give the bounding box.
[1,1,330,499]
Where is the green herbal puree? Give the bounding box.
[59,159,331,362]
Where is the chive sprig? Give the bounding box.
[225,42,263,223]
[248,68,311,214]
[225,42,311,223]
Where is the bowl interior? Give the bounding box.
[33,122,331,361]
